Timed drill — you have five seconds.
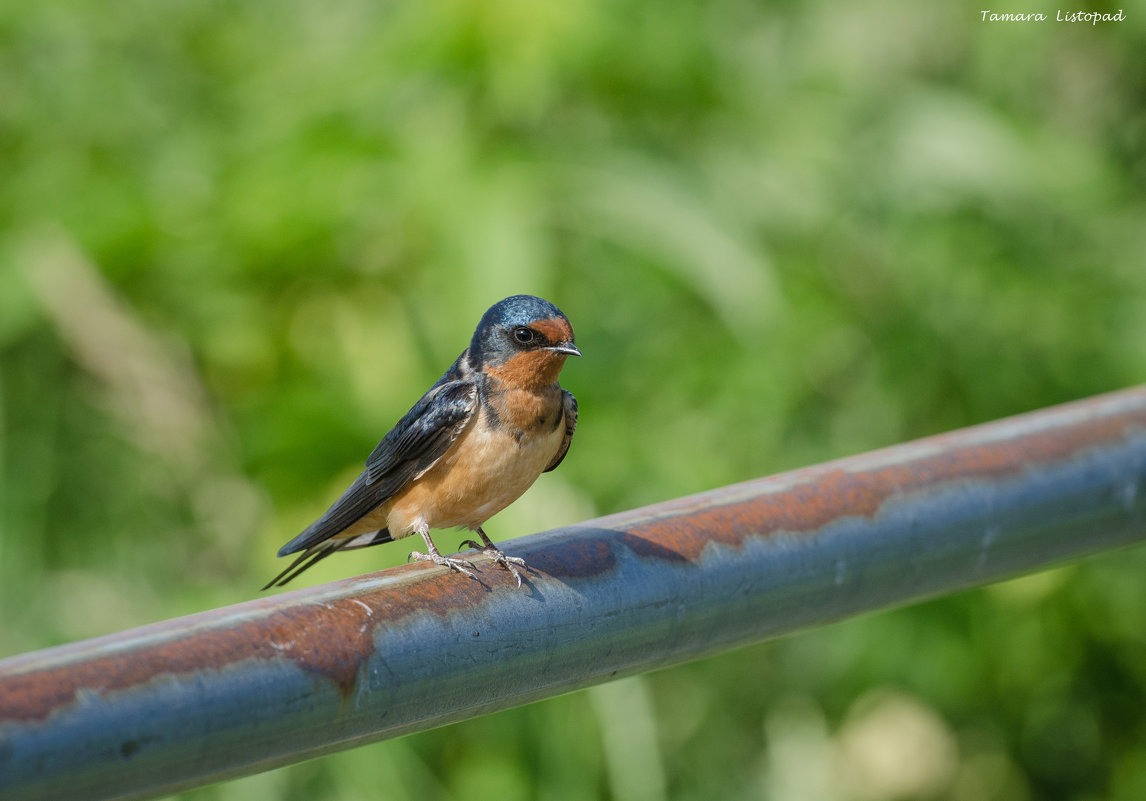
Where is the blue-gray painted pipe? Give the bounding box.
[2,386,1146,801]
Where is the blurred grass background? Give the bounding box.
[2,0,1146,798]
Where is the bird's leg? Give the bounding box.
[409,524,477,579]
[460,527,526,587]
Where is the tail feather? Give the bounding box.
[261,528,394,590]
[338,529,395,551]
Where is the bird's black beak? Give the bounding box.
[548,342,582,357]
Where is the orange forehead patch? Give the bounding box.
[532,316,574,344]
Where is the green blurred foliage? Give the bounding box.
[2,0,1145,798]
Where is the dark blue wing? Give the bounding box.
[544,389,578,472]
[277,378,478,556]
[363,379,476,481]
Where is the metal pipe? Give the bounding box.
[3,386,1146,801]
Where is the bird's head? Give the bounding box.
[471,295,580,388]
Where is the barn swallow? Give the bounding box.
[263,295,580,590]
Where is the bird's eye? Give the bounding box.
[512,326,536,344]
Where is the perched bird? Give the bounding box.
[263,295,580,590]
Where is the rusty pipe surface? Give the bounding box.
[3,387,1146,801]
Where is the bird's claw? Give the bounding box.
[409,550,478,579]
[460,540,527,587]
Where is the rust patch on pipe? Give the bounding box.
[0,563,494,724]
[621,399,1146,561]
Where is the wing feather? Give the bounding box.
[544,389,578,472]
[277,380,478,556]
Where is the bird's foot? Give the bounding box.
[409,550,478,579]
[460,540,527,587]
